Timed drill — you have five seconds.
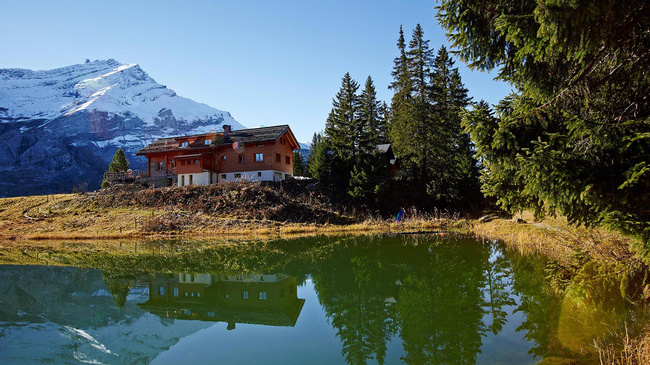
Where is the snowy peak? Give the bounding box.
[0,59,243,131]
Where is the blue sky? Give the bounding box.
[1,0,513,143]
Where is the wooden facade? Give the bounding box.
[136,125,299,186]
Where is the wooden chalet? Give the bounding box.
[136,124,299,187]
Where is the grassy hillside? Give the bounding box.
[0,181,461,241]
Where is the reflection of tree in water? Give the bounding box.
[311,237,401,365]
[103,275,132,309]
[397,240,488,365]
[482,243,516,335]
[309,236,520,365]
[508,250,571,359]
[511,251,636,361]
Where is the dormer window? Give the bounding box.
[205,139,212,145]
[180,141,189,147]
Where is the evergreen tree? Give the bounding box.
[102,148,130,189]
[376,102,390,144]
[108,148,129,172]
[388,24,480,209]
[307,132,330,181]
[325,72,361,161]
[438,0,650,240]
[428,46,475,205]
[293,151,309,177]
[358,76,384,154]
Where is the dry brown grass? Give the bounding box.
[594,324,650,365]
[0,191,465,243]
[471,213,637,266]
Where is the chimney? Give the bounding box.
[223,124,231,136]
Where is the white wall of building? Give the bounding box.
[218,170,292,183]
[178,170,292,186]
[177,172,216,187]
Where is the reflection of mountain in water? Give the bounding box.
[0,265,303,364]
[0,265,211,364]
[139,273,305,329]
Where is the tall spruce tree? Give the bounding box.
[439,0,650,240]
[325,72,361,161]
[358,76,384,154]
[428,46,475,205]
[388,25,480,208]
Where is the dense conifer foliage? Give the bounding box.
[388,24,480,209]
[307,25,482,212]
[293,151,309,177]
[312,74,390,207]
[438,0,650,241]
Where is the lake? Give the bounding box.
[0,234,638,364]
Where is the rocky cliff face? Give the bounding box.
[0,59,244,197]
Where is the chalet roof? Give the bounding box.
[224,125,291,145]
[136,124,296,155]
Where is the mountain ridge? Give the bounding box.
[0,59,245,197]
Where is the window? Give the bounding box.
[180,141,189,147]
[181,160,186,166]
[255,153,263,162]
[189,175,193,185]
[256,143,263,147]
[286,156,291,164]
[257,172,262,177]
[276,153,281,162]
[180,175,185,186]
[234,173,241,179]
[171,161,176,168]
[194,159,198,165]
[158,286,165,295]
[157,161,164,171]
[204,139,212,145]
[243,291,249,300]
[173,288,179,297]
[238,154,245,163]
[221,174,226,180]
[221,155,226,160]
[258,291,267,300]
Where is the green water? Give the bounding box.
[0,235,637,364]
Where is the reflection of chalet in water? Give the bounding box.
[139,273,304,328]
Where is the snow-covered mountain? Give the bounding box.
[0,59,245,196]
